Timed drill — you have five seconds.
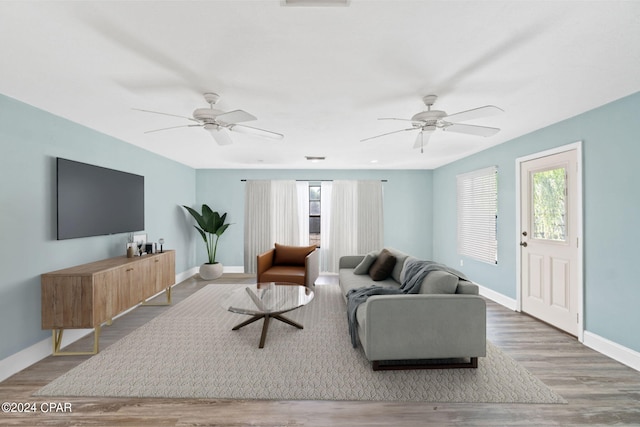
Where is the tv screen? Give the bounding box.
[57,158,145,240]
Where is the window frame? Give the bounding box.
[456,166,498,265]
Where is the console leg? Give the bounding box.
[52,326,100,356]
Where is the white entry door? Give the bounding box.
[519,147,581,336]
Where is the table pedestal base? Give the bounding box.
[232,314,303,348]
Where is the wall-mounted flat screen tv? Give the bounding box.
[57,158,145,240]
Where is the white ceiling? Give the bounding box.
[1,1,639,170]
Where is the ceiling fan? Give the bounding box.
[133,92,284,145]
[361,95,503,152]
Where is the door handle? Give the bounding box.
[520,242,528,247]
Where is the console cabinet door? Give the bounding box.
[159,251,176,290]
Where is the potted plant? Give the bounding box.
[182,204,232,280]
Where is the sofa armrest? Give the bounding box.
[304,249,320,287]
[256,249,275,282]
[360,294,486,361]
[339,255,365,269]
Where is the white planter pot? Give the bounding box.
[199,263,223,280]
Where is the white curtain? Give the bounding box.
[296,181,310,245]
[326,180,384,273]
[244,180,300,273]
[245,179,383,274]
[271,180,300,246]
[320,181,333,272]
[357,180,384,252]
[327,181,358,272]
[244,180,272,274]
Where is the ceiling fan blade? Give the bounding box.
[413,131,433,149]
[215,109,257,124]
[361,127,417,142]
[229,124,284,140]
[207,127,233,146]
[444,123,500,137]
[144,124,201,133]
[132,108,199,122]
[378,117,420,123]
[445,105,503,122]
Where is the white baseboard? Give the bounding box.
[176,267,198,283]
[478,284,640,373]
[0,329,93,383]
[0,269,194,383]
[477,283,518,311]
[224,265,245,273]
[583,331,640,372]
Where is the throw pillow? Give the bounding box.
[353,251,379,275]
[273,243,317,266]
[368,249,397,281]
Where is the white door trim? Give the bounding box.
[515,141,584,342]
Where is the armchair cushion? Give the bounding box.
[273,243,317,266]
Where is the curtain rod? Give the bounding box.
[240,179,388,182]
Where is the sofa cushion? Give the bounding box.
[384,248,410,283]
[273,243,316,266]
[419,270,459,294]
[339,269,400,297]
[368,249,397,281]
[456,280,479,295]
[353,251,379,275]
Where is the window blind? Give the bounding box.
[457,166,498,264]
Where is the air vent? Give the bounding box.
[306,156,326,162]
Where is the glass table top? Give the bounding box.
[222,282,314,316]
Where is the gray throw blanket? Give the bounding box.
[346,260,467,348]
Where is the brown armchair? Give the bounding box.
[257,243,319,287]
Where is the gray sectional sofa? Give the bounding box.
[339,248,486,370]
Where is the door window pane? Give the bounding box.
[532,167,567,241]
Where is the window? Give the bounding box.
[457,166,498,264]
[309,183,321,247]
[532,167,567,241]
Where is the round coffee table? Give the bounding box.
[222,282,314,348]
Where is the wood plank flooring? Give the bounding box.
[2,274,640,426]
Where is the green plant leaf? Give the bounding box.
[181,203,232,265]
[215,223,230,237]
[194,226,207,243]
[182,205,207,231]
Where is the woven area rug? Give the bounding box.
[36,284,565,403]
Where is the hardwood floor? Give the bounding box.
[2,273,640,426]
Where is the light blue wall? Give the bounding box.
[0,94,196,360]
[194,169,433,267]
[3,87,639,363]
[433,91,640,353]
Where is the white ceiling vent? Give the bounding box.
[282,0,349,6]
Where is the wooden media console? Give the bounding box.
[41,250,175,355]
